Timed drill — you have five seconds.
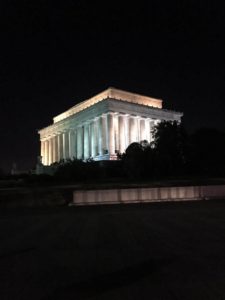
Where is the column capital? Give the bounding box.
[83,120,91,126]
[93,116,100,122]
[106,111,116,116]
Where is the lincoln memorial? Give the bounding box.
[38,88,183,165]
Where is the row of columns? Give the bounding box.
[41,113,158,165]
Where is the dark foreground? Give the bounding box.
[0,200,225,300]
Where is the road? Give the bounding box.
[0,200,225,299]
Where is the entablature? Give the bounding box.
[53,87,163,123]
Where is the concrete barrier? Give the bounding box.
[72,185,225,206]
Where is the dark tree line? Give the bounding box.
[121,121,225,179]
[54,159,122,182]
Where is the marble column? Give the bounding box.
[140,118,146,142]
[129,116,137,144]
[65,131,70,159]
[94,118,99,156]
[91,119,97,158]
[124,115,130,149]
[53,135,58,162]
[102,115,107,154]
[97,117,103,156]
[57,134,61,162]
[62,132,65,160]
[70,130,76,159]
[52,137,55,163]
[107,113,115,155]
[68,131,72,159]
[58,133,62,161]
[74,129,77,159]
[84,123,90,159]
[45,140,49,166]
[43,140,46,165]
[51,136,54,163]
[114,114,119,152]
[77,126,83,159]
[48,138,52,165]
[88,124,91,157]
[118,115,126,153]
[134,117,138,142]
[145,120,150,143]
[51,136,55,163]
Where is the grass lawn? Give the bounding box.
[0,200,225,299]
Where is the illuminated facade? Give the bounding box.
[38,87,183,165]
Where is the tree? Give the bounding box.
[123,142,145,178]
[151,120,188,176]
[121,121,188,179]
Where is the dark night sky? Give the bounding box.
[0,1,224,172]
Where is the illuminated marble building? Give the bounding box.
[38,88,183,165]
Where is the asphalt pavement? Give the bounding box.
[0,200,225,299]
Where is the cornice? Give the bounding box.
[38,98,182,138]
[53,87,163,123]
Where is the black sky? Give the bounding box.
[0,1,224,172]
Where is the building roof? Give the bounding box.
[53,87,163,123]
